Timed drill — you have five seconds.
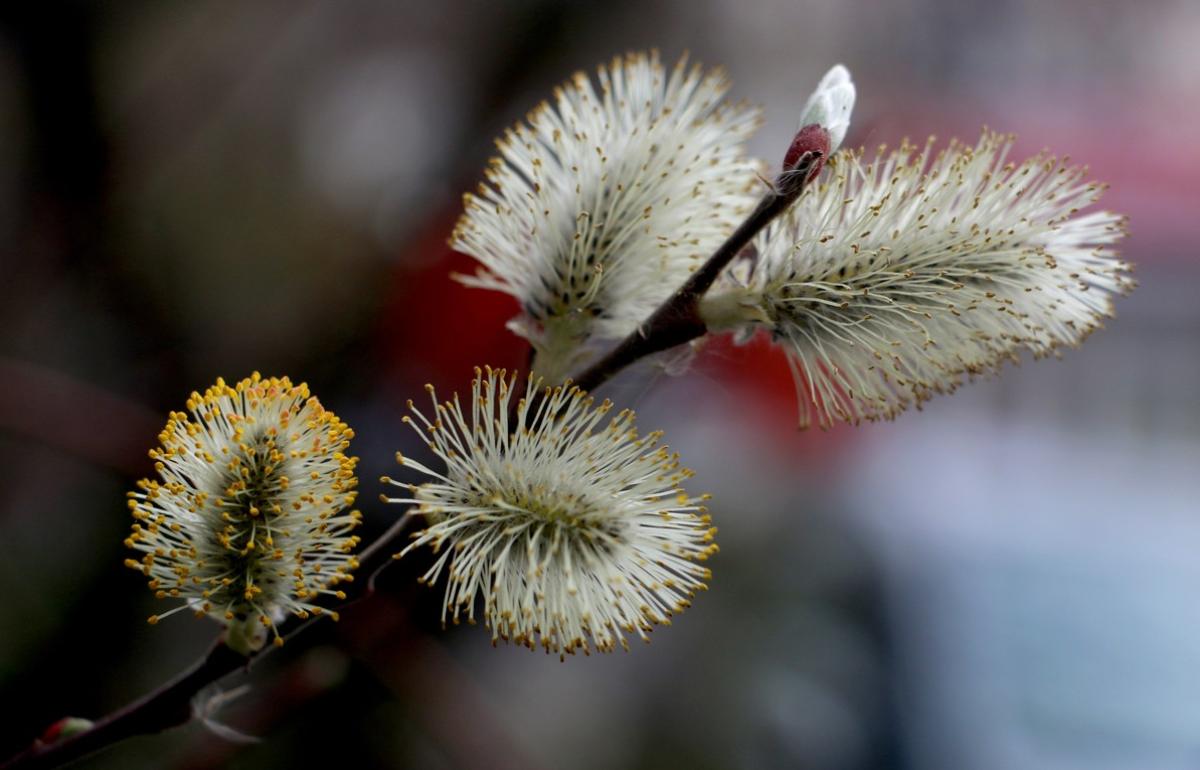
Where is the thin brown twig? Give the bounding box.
[0,641,246,770]
[1,516,414,770]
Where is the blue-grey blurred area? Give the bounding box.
[0,1,1196,768]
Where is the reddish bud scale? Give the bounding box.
[783,123,831,178]
[40,720,67,744]
[40,718,92,744]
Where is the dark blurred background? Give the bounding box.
[1,1,1197,768]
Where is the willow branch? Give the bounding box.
[3,152,819,770]
[571,153,820,394]
[0,641,245,770]
[1,517,414,770]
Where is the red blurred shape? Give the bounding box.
[375,211,527,396]
[699,332,856,459]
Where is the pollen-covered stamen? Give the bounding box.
[382,367,718,658]
[451,51,764,382]
[707,130,1133,427]
[125,373,362,651]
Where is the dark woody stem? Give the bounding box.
[0,642,247,770]
[0,517,413,770]
[571,152,821,394]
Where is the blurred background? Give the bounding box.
[1,1,1197,768]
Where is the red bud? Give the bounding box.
[783,123,831,178]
